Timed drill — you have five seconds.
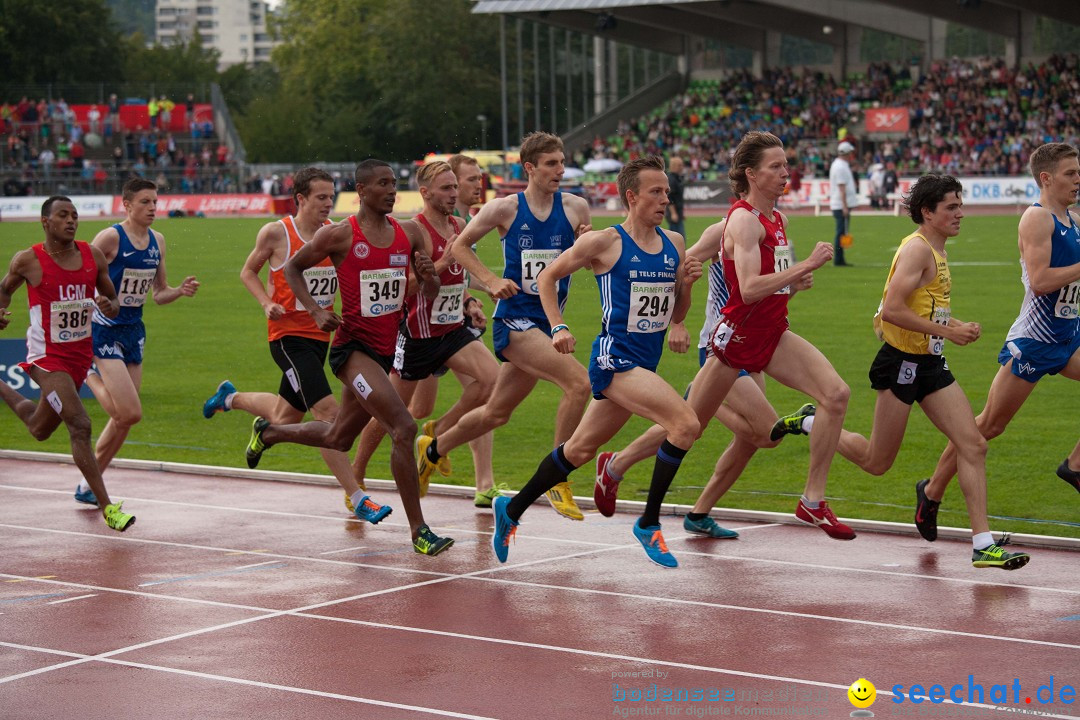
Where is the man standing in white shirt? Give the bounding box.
[829,140,858,266]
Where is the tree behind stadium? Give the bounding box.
[245,0,504,162]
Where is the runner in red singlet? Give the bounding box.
[672,132,855,540]
[350,161,501,506]
[0,196,134,531]
[242,160,454,556]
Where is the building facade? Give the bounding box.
[156,0,276,67]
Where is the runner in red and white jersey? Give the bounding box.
[334,212,412,356]
[0,195,134,531]
[718,197,792,336]
[403,211,465,339]
[351,161,500,506]
[670,132,855,540]
[242,159,454,557]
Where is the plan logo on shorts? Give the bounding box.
[353,242,370,259]
[389,254,408,267]
[1015,361,1036,375]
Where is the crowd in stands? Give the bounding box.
[1,93,240,197]
[581,54,1080,182]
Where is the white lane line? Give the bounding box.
[0,642,498,720]
[4,640,1074,720]
[234,560,285,570]
[2,520,1074,597]
[0,544,628,686]
[4,540,1076,654]
[46,594,97,605]
[317,546,366,555]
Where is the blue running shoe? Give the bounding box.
[203,380,236,419]
[633,519,678,568]
[491,495,518,563]
[683,515,738,539]
[353,495,393,524]
[74,485,98,506]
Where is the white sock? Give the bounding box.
[972,532,994,550]
[77,481,91,493]
[224,393,236,410]
[800,495,821,510]
[350,490,367,508]
[801,415,815,434]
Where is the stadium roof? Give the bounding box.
[474,0,1079,61]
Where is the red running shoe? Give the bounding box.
[795,499,856,540]
[594,451,620,517]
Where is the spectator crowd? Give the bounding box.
[1,92,240,197]
[580,54,1080,183]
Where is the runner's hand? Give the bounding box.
[488,277,520,300]
[263,302,286,320]
[311,307,342,332]
[466,298,487,331]
[552,327,575,354]
[805,242,833,270]
[414,251,437,282]
[667,322,690,353]
[179,276,200,296]
[793,272,813,291]
[95,294,119,318]
[683,256,703,284]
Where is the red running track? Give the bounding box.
[0,458,1077,719]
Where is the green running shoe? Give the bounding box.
[103,501,135,532]
[972,534,1030,570]
[413,524,454,556]
[474,482,509,508]
[770,403,816,441]
[246,416,270,469]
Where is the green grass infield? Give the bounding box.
[2,211,1077,538]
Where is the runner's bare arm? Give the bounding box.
[0,251,32,330]
[90,225,121,264]
[284,221,349,331]
[688,220,725,263]
[538,228,616,354]
[404,220,440,301]
[729,209,829,302]
[150,235,199,304]
[1019,206,1080,294]
[91,245,119,319]
[450,196,519,298]
[241,220,288,319]
[882,241,978,345]
[671,238,702,326]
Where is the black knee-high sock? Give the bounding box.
[640,440,689,528]
[506,445,578,521]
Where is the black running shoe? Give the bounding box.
[914,479,940,542]
[1057,459,1080,494]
